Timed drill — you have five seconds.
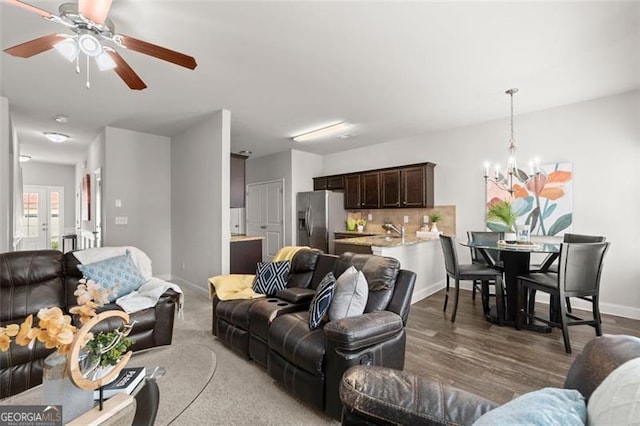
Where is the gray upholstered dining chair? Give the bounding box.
[439,234,505,323]
[132,379,160,426]
[467,231,504,314]
[531,233,606,313]
[516,241,610,353]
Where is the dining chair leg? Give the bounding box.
[443,275,450,312]
[472,281,477,300]
[494,276,504,326]
[558,297,572,354]
[593,295,603,336]
[480,281,490,314]
[450,279,460,323]
[566,297,573,313]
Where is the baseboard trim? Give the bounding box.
[166,275,209,295]
[411,280,445,304]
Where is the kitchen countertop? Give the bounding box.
[333,234,440,248]
[230,235,265,242]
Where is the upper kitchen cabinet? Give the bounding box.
[313,175,344,191]
[344,174,362,209]
[361,171,381,209]
[230,154,248,208]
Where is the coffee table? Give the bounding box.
[0,343,216,425]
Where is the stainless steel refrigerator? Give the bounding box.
[297,190,346,254]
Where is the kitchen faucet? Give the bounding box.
[383,223,405,240]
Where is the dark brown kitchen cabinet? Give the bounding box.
[361,172,380,209]
[230,238,262,274]
[230,154,247,208]
[313,175,344,191]
[324,162,435,210]
[344,174,362,209]
[380,169,402,208]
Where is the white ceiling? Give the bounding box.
[1,1,639,165]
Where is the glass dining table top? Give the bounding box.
[461,239,560,254]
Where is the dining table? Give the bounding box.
[460,238,561,331]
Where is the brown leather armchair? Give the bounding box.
[340,334,640,425]
[0,249,180,398]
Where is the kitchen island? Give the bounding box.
[333,234,444,303]
[230,235,264,274]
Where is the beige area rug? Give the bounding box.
[127,343,216,425]
[167,282,339,425]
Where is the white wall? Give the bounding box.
[319,91,640,318]
[0,97,9,251]
[22,161,76,230]
[77,130,105,237]
[245,149,324,246]
[103,127,172,276]
[246,150,294,245]
[171,110,230,289]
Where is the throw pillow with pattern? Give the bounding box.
[77,249,147,302]
[253,260,290,296]
[309,272,337,330]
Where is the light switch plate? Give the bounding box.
[367,213,373,221]
[403,215,409,223]
[115,217,128,225]
[115,199,122,207]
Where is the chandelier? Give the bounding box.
[484,88,540,197]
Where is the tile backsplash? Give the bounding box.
[346,205,456,236]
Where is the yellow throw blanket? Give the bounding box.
[208,246,310,299]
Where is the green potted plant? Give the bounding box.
[429,211,442,233]
[486,200,517,240]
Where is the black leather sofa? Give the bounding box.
[0,249,180,398]
[212,250,417,420]
[340,334,640,425]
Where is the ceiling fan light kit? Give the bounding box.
[3,0,198,90]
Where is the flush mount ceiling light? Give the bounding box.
[19,155,31,162]
[293,122,351,142]
[44,132,69,143]
[238,150,253,157]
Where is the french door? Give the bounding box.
[21,185,64,251]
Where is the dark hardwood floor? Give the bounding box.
[404,289,640,404]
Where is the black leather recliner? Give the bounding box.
[267,252,417,419]
[0,249,180,398]
[340,334,640,425]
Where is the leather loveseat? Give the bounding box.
[0,249,181,398]
[212,250,417,420]
[340,334,640,425]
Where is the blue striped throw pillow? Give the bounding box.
[309,272,337,330]
[253,260,290,296]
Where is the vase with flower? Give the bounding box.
[0,278,135,423]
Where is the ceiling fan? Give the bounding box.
[3,0,198,90]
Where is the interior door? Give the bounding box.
[20,186,64,250]
[246,180,285,261]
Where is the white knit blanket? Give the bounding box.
[116,277,184,318]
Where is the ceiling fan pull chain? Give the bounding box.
[86,55,91,89]
[75,56,80,74]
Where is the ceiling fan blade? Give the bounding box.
[78,0,113,25]
[106,49,147,90]
[118,35,197,70]
[4,34,65,58]
[5,0,54,18]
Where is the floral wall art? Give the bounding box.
[486,162,573,236]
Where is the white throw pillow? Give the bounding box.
[587,357,640,425]
[329,266,368,320]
